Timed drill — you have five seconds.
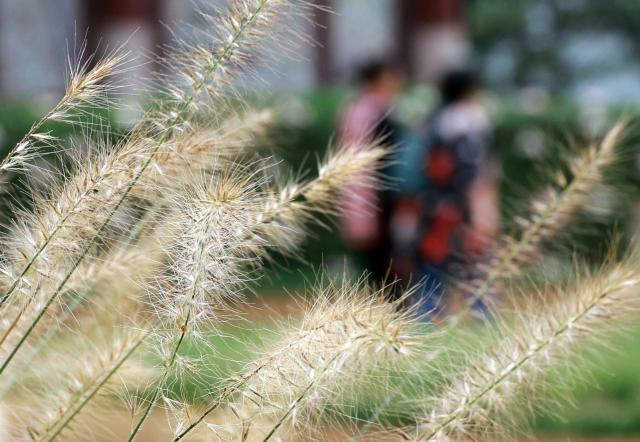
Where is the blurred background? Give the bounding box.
[1,0,640,440]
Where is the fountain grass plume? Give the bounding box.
[146,0,315,132]
[251,142,388,258]
[172,277,424,441]
[0,49,127,175]
[388,257,640,441]
[450,122,626,325]
[0,135,158,376]
[126,167,266,440]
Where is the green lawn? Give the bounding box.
[536,325,640,435]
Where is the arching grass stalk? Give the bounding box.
[127,163,281,440]
[169,319,342,441]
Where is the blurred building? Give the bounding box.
[3,0,640,109]
[0,0,78,101]
[0,0,468,100]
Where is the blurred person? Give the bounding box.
[390,69,499,316]
[338,60,403,282]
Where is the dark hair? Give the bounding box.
[356,60,395,85]
[439,70,478,104]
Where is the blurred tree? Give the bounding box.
[469,0,640,99]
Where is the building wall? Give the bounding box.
[331,0,396,83]
[0,0,469,99]
[0,0,79,101]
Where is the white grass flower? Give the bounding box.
[0,50,127,174]
[396,259,640,441]
[173,278,423,441]
[451,122,626,324]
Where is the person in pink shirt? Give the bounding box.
[338,61,403,281]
